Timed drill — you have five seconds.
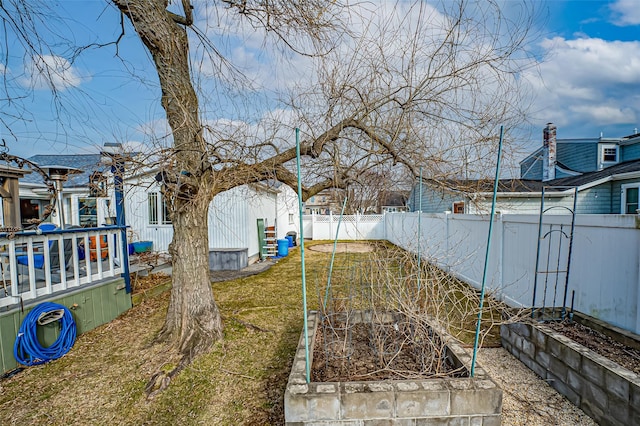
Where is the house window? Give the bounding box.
[623,186,639,214]
[452,201,465,214]
[78,198,97,227]
[288,213,294,224]
[600,145,618,165]
[148,192,172,225]
[603,148,617,162]
[19,199,42,226]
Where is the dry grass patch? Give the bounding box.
[0,243,336,426]
[0,241,504,425]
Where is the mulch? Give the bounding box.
[545,320,640,375]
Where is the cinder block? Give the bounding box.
[316,383,338,394]
[480,415,502,426]
[450,388,502,416]
[583,382,608,411]
[510,322,531,338]
[499,325,510,341]
[284,391,341,422]
[513,335,524,352]
[567,369,587,395]
[364,419,415,426]
[580,399,605,424]
[519,353,546,379]
[547,356,568,381]
[604,369,630,401]
[341,389,394,420]
[415,417,469,426]
[547,336,563,359]
[581,357,604,384]
[631,381,640,409]
[608,394,630,425]
[531,327,547,350]
[521,339,536,358]
[547,372,581,406]
[631,408,640,426]
[396,387,450,418]
[536,350,551,369]
[556,344,582,371]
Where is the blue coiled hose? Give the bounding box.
[14,302,76,366]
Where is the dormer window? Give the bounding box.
[603,147,617,162]
[599,144,619,169]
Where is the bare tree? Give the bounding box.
[1,0,540,378]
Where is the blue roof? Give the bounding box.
[23,154,107,188]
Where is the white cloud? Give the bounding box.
[523,36,640,131]
[20,54,86,91]
[570,104,635,125]
[610,0,640,26]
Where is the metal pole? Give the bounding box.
[324,197,347,309]
[295,128,311,382]
[471,126,503,377]
[54,180,65,230]
[112,160,131,294]
[417,167,423,292]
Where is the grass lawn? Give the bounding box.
[0,243,344,425]
[0,241,499,425]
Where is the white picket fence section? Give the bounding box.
[305,212,640,335]
[302,213,386,240]
[0,227,125,309]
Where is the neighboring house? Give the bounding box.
[304,189,341,215]
[11,153,112,228]
[521,123,640,180]
[408,178,552,214]
[378,190,409,213]
[409,124,640,215]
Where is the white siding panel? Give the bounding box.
[124,179,173,252]
[208,187,250,251]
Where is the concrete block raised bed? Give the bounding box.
[285,311,502,425]
[502,321,640,426]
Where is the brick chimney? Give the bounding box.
[542,123,557,181]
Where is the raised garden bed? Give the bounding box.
[501,317,640,426]
[285,310,502,425]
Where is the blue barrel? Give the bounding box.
[285,235,294,247]
[277,239,289,256]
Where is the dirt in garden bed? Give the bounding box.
[311,322,465,382]
[545,321,640,376]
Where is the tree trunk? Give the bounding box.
[113,0,223,359]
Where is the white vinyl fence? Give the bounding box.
[306,212,640,335]
[302,213,385,240]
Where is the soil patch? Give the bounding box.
[308,242,375,253]
[545,320,640,375]
[311,321,460,382]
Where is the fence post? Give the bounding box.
[445,211,450,271]
[329,211,334,239]
[498,212,504,296]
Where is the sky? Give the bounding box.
[1,0,639,164]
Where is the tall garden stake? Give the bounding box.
[471,125,504,377]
